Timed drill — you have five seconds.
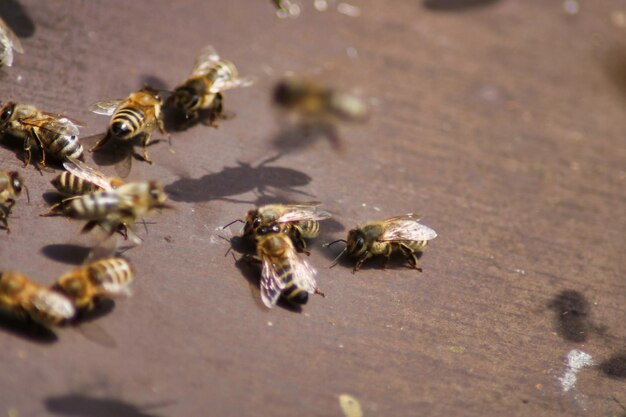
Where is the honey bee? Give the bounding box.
[0,170,24,233]
[273,77,368,124]
[226,202,331,254]
[325,214,437,273]
[0,16,24,67]
[64,180,169,238]
[45,158,124,215]
[167,45,254,126]
[0,271,75,327]
[53,258,134,311]
[248,223,323,308]
[0,102,84,168]
[89,86,167,177]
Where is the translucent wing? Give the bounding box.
[63,158,116,191]
[286,248,318,294]
[275,202,332,223]
[89,99,123,116]
[208,76,256,93]
[260,255,287,308]
[21,116,81,137]
[191,45,221,76]
[0,17,23,54]
[114,152,132,179]
[379,214,437,242]
[100,281,133,297]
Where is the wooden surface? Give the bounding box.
[0,1,625,416]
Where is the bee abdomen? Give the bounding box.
[401,240,428,252]
[295,220,320,239]
[282,279,309,305]
[89,258,133,287]
[27,290,75,326]
[52,172,98,196]
[68,192,119,219]
[40,126,84,160]
[111,107,144,139]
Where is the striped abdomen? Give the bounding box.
[397,240,428,253]
[110,105,146,140]
[67,192,121,220]
[36,122,83,160]
[293,220,320,239]
[88,258,133,292]
[52,172,101,196]
[268,258,308,305]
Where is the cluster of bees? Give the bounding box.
[0,6,438,326]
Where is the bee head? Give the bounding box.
[0,101,16,127]
[147,181,168,208]
[9,171,22,195]
[170,86,200,113]
[243,210,262,236]
[273,80,295,106]
[346,229,367,257]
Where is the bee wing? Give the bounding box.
[379,214,437,242]
[0,17,23,54]
[100,281,133,297]
[208,76,256,93]
[63,158,115,191]
[21,116,81,137]
[286,249,318,294]
[260,254,288,308]
[114,151,133,179]
[276,202,332,223]
[191,45,221,76]
[89,99,123,116]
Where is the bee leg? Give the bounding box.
[158,118,172,146]
[140,133,153,164]
[353,252,373,274]
[294,234,310,256]
[0,209,10,234]
[399,244,422,272]
[31,129,47,168]
[22,137,32,167]
[314,287,326,298]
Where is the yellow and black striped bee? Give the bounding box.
[44,158,124,215]
[89,86,167,177]
[167,45,254,127]
[226,202,331,254]
[0,271,75,327]
[0,102,84,168]
[0,170,24,233]
[0,16,24,67]
[53,258,134,311]
[249,223,324,308]
[326,214,437,273]
[65,180,169,239]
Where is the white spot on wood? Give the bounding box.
[563,0,580,15]
[559,349,593,392]
[337,2,361,17]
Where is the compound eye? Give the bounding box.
[253,217,261,228]
[354,237,365,252]
[0,106,13,122]
[12,178,21,193]
[258,226,269,235]
[149,187,160,201]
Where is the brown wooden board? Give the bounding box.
[0,1,624,416]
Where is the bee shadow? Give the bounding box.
[0,133,65,172]
[0,311,58,344]
[165,154,314,204]
[41,243,92,265]
[422,0,502,12]
[44,394,171,417]
[605,46,626,105]
[71,299,116,324]
[271,123,343,154]
[598,352,626,380]
[0,0,36,38]
[547,290,591,343]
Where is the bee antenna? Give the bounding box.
[222,219,244,229]
[329,247,348,268]
[322,239,347,248]
[23,184,31,204]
